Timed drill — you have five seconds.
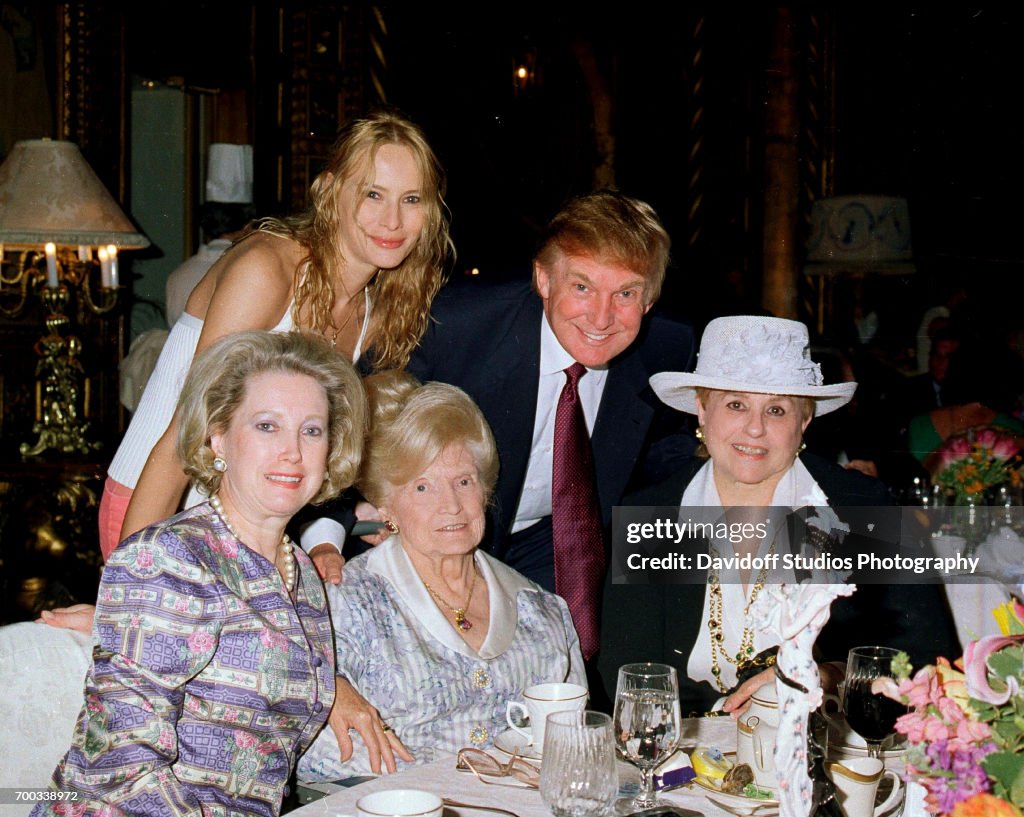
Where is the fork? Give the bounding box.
[442,798,522,817]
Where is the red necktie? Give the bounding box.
[552,362,605,660]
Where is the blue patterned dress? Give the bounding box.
[32,502,336,817]
[298,539,584,781]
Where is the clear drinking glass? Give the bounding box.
[613,663,681,812]
[540,710,617,817]
[843,646,908,759]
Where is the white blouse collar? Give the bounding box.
[363,538,540,659]
[681,457,829,510]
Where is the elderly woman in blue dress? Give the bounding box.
[33,331,366,817]
[299,372,584,781]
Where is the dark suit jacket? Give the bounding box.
[599,452,961,714]
[407,279,696,560]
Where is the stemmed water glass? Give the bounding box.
[613,662,681,812]
[843,646,908,759]
[540,710,617,817]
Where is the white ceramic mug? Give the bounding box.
[356,789,443,817]
[828,757,902,817]
[505,682,588,747]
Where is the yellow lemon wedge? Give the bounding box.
[690,746,732,781]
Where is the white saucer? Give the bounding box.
[695,778,779,817]
[493,727,542,760]
[826,717,906,759]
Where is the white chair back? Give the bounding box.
[0,622,93,816]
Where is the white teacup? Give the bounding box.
[356,789,443,817]
[736,682,779,791]
[827,757,902,817]
[505,682,588,747]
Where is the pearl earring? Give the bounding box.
[213,456,227,473]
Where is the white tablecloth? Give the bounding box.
[288,715,927,817]
[289,718,737,817]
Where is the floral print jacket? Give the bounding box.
[33,502,336,817]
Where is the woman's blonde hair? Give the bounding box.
[176,331,367,503]
[259,111,452,370]
[359,371,498,507]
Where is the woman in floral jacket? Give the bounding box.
[33,331,366,817]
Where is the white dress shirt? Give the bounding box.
[511,313,608,532]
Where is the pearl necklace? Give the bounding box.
[209,495,296,594]
[422,568,478,631]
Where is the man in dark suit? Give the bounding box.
[407,192,695,593]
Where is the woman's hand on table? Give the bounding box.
[722,667,776,718]
[38,604,96,635]
[328,676,413,774]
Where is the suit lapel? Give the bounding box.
[475,297,542,545]
[591,347,654,521]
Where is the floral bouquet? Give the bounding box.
[933,427,1022,506]
[874,599,1024,816]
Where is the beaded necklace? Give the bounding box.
[707,543,774,693]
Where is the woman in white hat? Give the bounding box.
[601,315,959,715]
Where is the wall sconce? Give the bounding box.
[0,139,149,457]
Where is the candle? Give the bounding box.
[44,242,58,288]
[78,245,91,262]
[106,245,119,288]
[98,247,110,288]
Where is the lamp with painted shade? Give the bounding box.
[802,195,915,336]
[0,138,150,457]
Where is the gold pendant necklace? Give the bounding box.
[707,543,773,692]
[324,292,365,349]
[423,568,478,631]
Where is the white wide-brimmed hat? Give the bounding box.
[650,315,857,416]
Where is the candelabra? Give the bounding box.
[0,139,149,458]
[0,247,120,455]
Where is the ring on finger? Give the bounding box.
[380,721,393,733]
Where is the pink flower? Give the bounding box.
[964,634,1024,705]
[899,665,943,709]
[187,630,216,653]
[954,717,992,749]
[941,435,973,467]
[992,435,1020,460]
[257,741,279,755]
[135,548,154,569]
[174,599,189,612]
[975,428,999,449]
[233,729,259,749]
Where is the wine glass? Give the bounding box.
[843,646,908,758]
[613,662,681,812]
[540,710,618,817]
